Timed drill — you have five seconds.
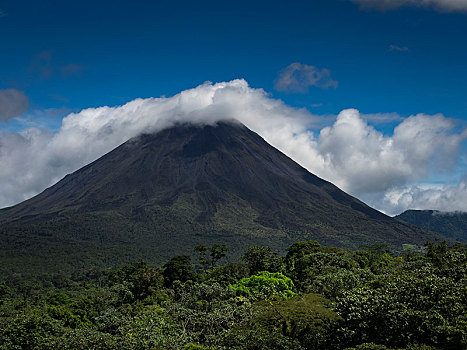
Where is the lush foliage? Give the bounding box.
[230,271,296,299]
[0,241,465,349]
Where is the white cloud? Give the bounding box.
[274,62,338,93]
[350,0,467,12]
[0,80,465,216]
[378,177,467,215]
[0,89,29,122]
[290,109,467,197]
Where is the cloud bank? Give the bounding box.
[381,177,467,214]
[314,109,467,194]
[350,0,467,12]
[0,80,465,215]
[274,63,338,93]
[0,89,29,122]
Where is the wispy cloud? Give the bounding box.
[361,112,405,124]
[28,51,54,79]
[29,51,86,80]
[0,9,6,17]
[274,62,338,93]
[49,94,70,103]
[0,89,29,122]
[350,0,467,13]
[14,107,74,131]
[389,44,410,52]
[60,64,86,79]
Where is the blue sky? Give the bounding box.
[0,0,466,214]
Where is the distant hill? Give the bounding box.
[0,121,438,276]
[396,210,467,242]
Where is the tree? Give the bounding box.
[230,271,296,299]
[251,293,340,349]
[336,271,466,349]
[195,244,230,271]
[242,246,280,275]
[195,245,209,271]
[167,281,252,344]
[202,262,250,286]
[284,241,358,292]
[108,261,164,301]
[163,255,196,287]
[209,244,229,268]
[0,284,12,305]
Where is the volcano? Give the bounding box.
[0,121,436,275]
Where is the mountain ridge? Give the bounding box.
[396,209,467,242]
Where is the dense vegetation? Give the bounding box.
[1,240,465,350]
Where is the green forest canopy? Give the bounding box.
[0,240,465,350]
